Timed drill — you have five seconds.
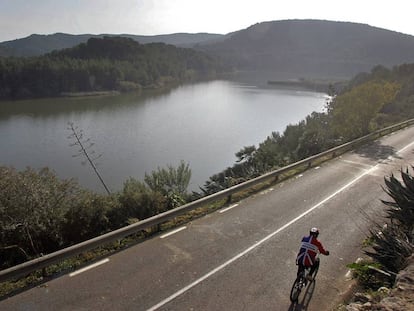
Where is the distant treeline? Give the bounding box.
[0,36,229,99]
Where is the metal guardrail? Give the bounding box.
[1,118,414,283]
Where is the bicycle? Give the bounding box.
[289,258,320,303]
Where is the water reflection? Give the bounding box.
[0,80,327,193]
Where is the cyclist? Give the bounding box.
[296,227,329,281]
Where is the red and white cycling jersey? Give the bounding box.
[296,235,328,267]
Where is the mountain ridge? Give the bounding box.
[196,19,414,78]
[3,20,414,78]
[0,32,224,57]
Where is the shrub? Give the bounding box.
[144,161,191,209]
[61,191,119,244]
[0,166,81,267]
[347,261,391,290]
[115,178,166,226]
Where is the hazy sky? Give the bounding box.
[1,0,414,42]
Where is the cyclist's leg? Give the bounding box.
[310,258,320,276]
[297,263,305,278]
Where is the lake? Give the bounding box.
[0,79,328,193]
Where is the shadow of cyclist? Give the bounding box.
[287,280,316,311]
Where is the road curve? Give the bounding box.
[2,125,414,311]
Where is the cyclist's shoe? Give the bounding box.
[306,275,313,282]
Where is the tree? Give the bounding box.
[328,81,401,141]
[295,112,333,159]
[235,145,256,164]
[254,136,281,171]
[67,122,111,195]
[279,121,306,162]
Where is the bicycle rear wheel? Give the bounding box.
[289,277,302,302]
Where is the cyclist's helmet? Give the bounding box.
[310,227,320,237]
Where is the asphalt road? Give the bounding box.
[2,125,414,311]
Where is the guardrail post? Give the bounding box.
[227,194,232,203]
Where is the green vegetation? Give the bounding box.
[346,261,389,290]
[200,64,414,194]
[347,166,414,291]
[144,161,192,209]
[366,167,414,271]
[0,36,228,99]
[0,162,192,270]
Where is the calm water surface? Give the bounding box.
[0,80,328,192]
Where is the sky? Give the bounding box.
[1,0,414,42]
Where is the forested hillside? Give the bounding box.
[198,20,414,78]
[0,36,229,99]
[0,33,224,57]
[0,34,94,57]
[4,20,414,80]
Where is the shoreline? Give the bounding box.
[267,78,347,93]
[59,90,121,98]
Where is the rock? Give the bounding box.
[346,303,363,311]
[377,286,390,295]
[344,255,414,311]
[353,292,372,303]
[381,296,410,311]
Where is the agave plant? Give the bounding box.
[364,166,414,275]
[365,223,413,273]
[381,166,414,242]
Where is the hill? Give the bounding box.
[0,36,227,99]
[0,32,224,57]
[3,20,414,80]
[197,20,414,78]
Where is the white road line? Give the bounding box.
[219,204,239,213]
[397,140,414,154]
[341,159,373,168]
[160,226,187,239]
[146,165,379,311]
[69,258,109,277]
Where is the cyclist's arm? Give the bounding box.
[315,240,329,255]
